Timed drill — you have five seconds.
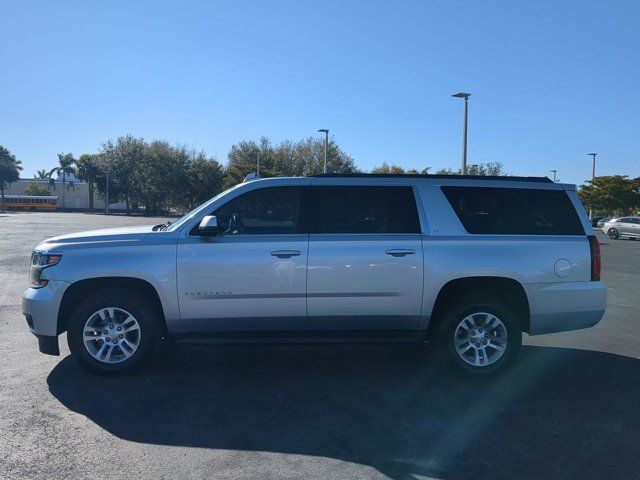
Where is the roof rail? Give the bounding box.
[311,173,554,183]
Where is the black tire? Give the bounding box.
[433,293,522,376]
[607,228,619,240]
[67,289,162,375]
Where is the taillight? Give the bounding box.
[588,235,601,281]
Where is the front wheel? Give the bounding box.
[607,228,619,239]
[435,294,522,376]
[67,289,161,375]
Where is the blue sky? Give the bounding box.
[2,0,639,185]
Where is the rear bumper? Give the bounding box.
[527,281,607,335]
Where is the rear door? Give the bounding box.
[617,218,634,236]
[629,218,640,237]
[303,185,424,331]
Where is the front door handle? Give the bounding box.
[271,250,302,258]
[385,249,416,257]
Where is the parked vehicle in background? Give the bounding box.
[22,174,606,377]
[590,216,604,227]
[601,217,640,240]
[596,217,611,228]
[1,195,59,211]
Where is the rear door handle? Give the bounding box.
[385,249,416,257]
[271,250,302,258]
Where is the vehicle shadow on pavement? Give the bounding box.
[48,345,640,480]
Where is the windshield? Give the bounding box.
[165,184,244,232]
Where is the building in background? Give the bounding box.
[3,173,126,211]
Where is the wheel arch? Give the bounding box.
[426,276,531,339]
[57,277,168,335]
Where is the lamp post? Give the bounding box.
[587,153,597,218]
[452,92,471,174]
[550,170,557,182]
[318,129,329,174]
[105,170,109,215]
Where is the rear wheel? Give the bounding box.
[435,294,522,376]
[67,289,161,375]
[607,228,619,239]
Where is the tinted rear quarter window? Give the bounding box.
[442,186,584,235]
[303,186,420,234]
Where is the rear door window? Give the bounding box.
[441,186,584,235]
[302,186,420,234]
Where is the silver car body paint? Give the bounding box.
[23,176,607,344]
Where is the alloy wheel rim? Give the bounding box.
[608,229,617,239]
[82,307,141,364]
[454,312,508,367]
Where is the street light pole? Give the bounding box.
[550,170,557,182]
[105,170,109,215]
[318,129,329,174]
[452,92,471,174]
[587,153,597,218]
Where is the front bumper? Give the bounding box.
[35,334,60,355]
[22,280,69,355]
[527,281,607,335]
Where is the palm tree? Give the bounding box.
[0,146,23,211]
[49,153,76,209]
[75,154,101,210]
[33,169,51,180]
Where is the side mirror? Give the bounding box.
[198,215,219,235]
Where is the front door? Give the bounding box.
[177,186,307,332]
[304,185,424,331]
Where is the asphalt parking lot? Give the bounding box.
[1,212,639,480]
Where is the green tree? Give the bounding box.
[435,162,505,176]
[369,163,431,174]
[406,167,431,175]
[224,136,358,189]
[467,161,505,176]
[24,181,51,196]
[96,136,146,214]
[131,141,190,214]
[578,175,639,216]
[224,139,275,189]
[371,163,407,174]
[75,154,102,210]
[289,136,358,176]
[0,146,23,210]
[33,169,50,180]
[435,167,458,174]
[181,152,224,210]
[48,152,76,209]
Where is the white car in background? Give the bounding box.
[601,217,640,239]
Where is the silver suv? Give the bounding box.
[22,174,606,375]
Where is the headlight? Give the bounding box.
[30,252,61,288]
